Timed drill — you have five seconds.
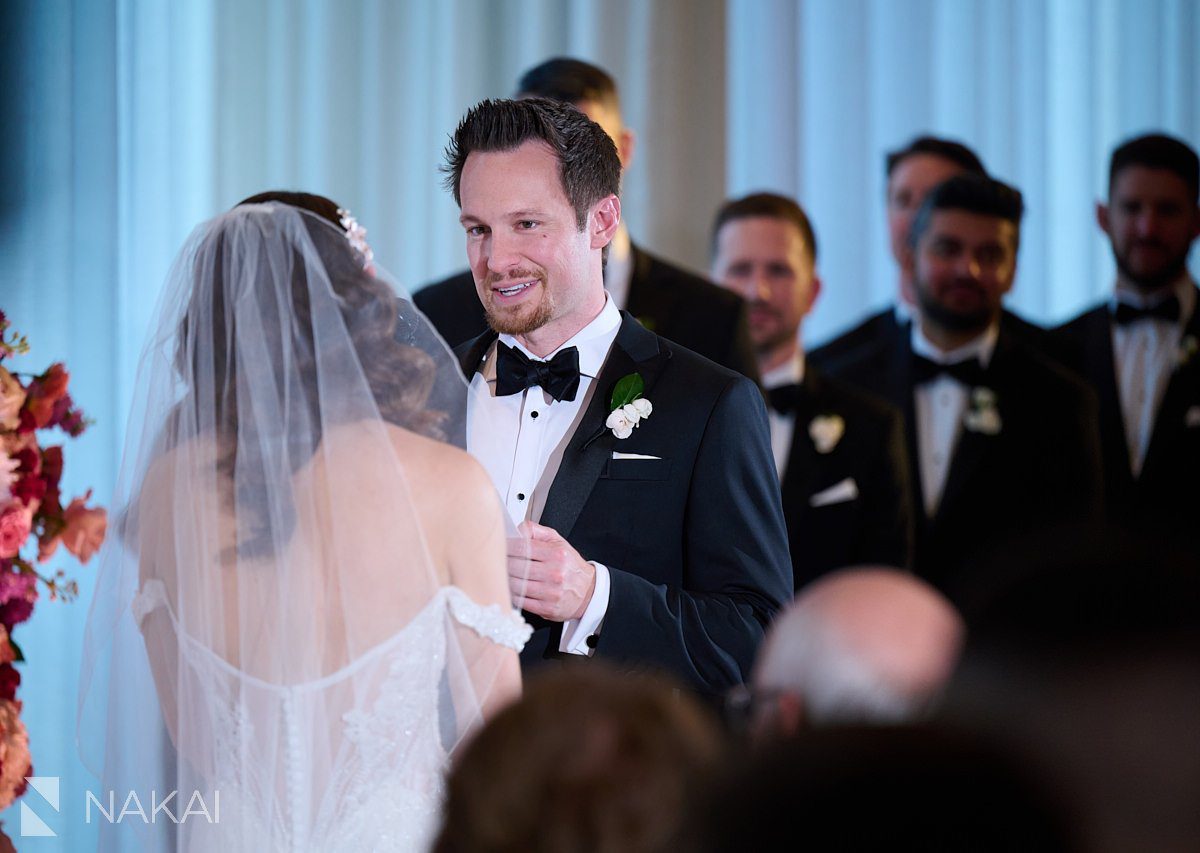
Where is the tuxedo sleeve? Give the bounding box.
[595,375,793,695]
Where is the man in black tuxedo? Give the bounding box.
[836,175,1103,601]
[709,192,912,589]
[445,97,791,697]
[417,57,758,381]
[811,136,1046,372]
[1049,134,1200,559]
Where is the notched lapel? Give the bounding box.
[1141,295,1200,481]
[540,315,670,538]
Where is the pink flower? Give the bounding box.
[0,505,31,561]
[0,572,35,608]
[61,491,107,563]
[0,457,17,506]
[0,698,30,811]
[0,370,23,431]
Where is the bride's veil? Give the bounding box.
[78,201,522,849]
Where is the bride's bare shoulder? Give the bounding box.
[318,422,495,508]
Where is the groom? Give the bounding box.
[445,97,792,696]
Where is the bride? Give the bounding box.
[79,193,530,851]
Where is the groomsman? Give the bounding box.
[446,97,792,696]
[836,175,1103,601]
[418,58,758,381]
[811,136,1045,371]
[1050,134,1200,557]
[709,193,913,588]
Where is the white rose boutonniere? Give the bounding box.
[809,414,845,454]
[604,373,652,440]
[963,386,1002,435]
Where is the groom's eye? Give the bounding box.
[466,225,488,237]
[517,220,538,230]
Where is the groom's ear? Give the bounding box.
[589,195,621,250]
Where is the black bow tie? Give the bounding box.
[1112,296,1181,325]
[768,383,810,416]
[912,354,987,387]
[495,343,581,402]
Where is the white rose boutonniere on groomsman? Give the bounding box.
[808,414,845,454]
[605,373,652,439]
[963,386,1002,435]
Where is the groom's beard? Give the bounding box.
[482,269,555,335]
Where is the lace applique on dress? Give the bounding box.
[446,586,533,650]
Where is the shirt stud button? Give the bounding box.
[517,493,526,501]
[530,411,539,419]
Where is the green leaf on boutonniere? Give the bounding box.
[610,373,645,410]
[10,639,24,663]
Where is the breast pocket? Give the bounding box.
[602,458,672,481]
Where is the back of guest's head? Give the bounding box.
[709,192,818,264]
[909,173,1024,249]
[886,135,987,179]
[750,567,963,733]
[442,97,621,230]
[517,57,619,108]
[435,665,723,853]
[696,724,1076,852]
[1108,133,1200,202]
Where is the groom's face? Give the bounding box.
[458,140,604,342]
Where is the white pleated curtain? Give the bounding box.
[2,1,1197,846]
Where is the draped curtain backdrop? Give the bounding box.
[1,0,1196,846]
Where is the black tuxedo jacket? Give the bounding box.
[834,330,1103,601]
[1048,291,1200,555]
[456,314,792,696]
[810,305,1050,374]
[419,244,760,381]
[779,368,913,590]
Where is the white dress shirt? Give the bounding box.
[1111,275,1196,477]
[467,295,621,655]
[911,322,999,518]
[761,352,805,478]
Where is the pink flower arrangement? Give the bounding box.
[0,311,103,812]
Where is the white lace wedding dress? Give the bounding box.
[132,580,531,852]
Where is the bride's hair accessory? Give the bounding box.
[337,207,375,269]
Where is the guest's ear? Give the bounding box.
[617,128,637,171]
[590,195,622,249]
[804,275,823,317]
[1096,200,1111,235]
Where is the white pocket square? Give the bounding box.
[809,477,859,507]
[611,451,662,460]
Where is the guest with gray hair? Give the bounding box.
[745,566,964,739]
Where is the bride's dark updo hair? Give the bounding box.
[180,190,443,555]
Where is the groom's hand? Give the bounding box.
[508,521,596,622]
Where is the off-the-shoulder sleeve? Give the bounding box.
[445,586,532,651]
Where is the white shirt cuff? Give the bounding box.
[558,561,610,655]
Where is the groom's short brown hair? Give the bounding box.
[442,97,621,230]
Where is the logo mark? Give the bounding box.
[20,776,60,837]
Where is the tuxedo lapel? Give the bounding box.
[887,329,927,521]
[456,329,498,378]
[1080,308,1135,490]
[780,371,824,505]
[540,314,670,538]
[1140,287,1200,484]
